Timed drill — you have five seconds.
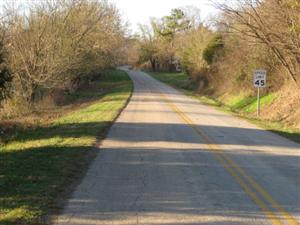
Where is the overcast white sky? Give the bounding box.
[111,0,219,33]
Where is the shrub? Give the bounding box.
[203,34,223,65]
[2,0,125,109]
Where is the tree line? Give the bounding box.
[130,0,300,92]
[0,0,126,115]
[1,0,299,117]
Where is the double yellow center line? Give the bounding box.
[161,93,298,225]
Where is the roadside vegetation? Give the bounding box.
[0,0,127,119]
[0,0,133,224]
[0,0,299,223]
[0,69,132,225]
[150,71,300,143]
[126,0,300,130]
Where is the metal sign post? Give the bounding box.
[257,86,260,117]
[253,70,267,117]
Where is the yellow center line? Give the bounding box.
[160,93,299,225]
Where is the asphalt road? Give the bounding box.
[54,69,300,225]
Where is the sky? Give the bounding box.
[0,0,220,33]
[110,0,220,33]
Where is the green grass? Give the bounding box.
[0,70,132,225]
[148,71,196,91]
[224,93,277,113]
[226,95,257,110]
[243,93,277,113]
[147,71,300,143]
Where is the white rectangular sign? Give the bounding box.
[253,70,267,87]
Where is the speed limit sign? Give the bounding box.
[253,69,267,117]
[253,70,267,87]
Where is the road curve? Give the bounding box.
[54,69,300,225]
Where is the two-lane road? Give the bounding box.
[55,69,300,225]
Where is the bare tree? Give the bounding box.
[1,0,126,104]
[215,0,300,88]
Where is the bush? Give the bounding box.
[1,0,125,110]
[203,34,223,65]
[175,26,213,77]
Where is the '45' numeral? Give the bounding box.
[255,80,265,86]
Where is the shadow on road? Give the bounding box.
[7,121,299,148]
[54,145,300,224]
[2,117,300,225]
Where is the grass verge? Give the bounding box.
[148,71,300,143]
[0,70,133,225]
